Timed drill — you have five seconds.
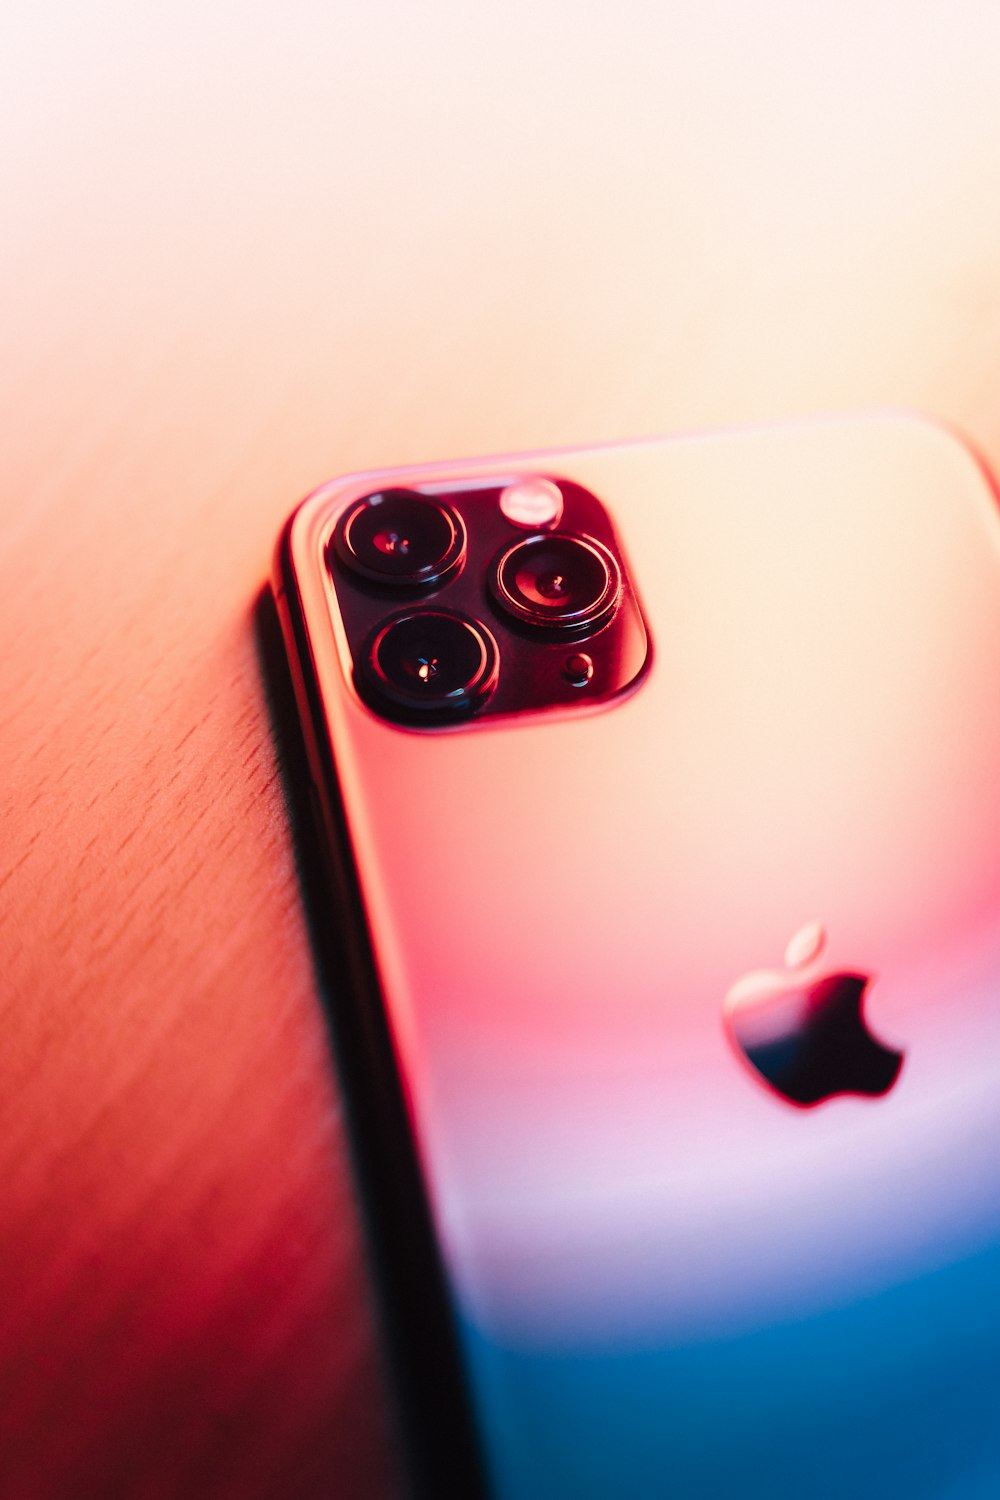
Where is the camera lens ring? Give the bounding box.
[492,532,621,633]
[334,489,466,588]
[360,608,500,721]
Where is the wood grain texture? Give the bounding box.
[4,3,1000,1495]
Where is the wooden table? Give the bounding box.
[5,4,1000,1495]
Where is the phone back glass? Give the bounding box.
[280,418,1000,1500]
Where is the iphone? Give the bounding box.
[272,416,1000,1498]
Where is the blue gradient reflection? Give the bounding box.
[461,1239,1000,1500]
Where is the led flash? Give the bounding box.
[499,477,563,530]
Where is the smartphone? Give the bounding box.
[271,416,1000,1500]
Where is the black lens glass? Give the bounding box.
[336,490,465,586]
[494,533,620,631]
[361,610,499,720]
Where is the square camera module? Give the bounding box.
[325,477,649,727]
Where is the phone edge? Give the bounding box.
[269,513,492,1500]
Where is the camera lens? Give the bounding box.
[360,610,499,720]
[492,532,621,632]
[335,489,466,587]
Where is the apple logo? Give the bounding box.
[723,922,904,1108]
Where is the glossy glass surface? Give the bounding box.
[281,418,1000,1499]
